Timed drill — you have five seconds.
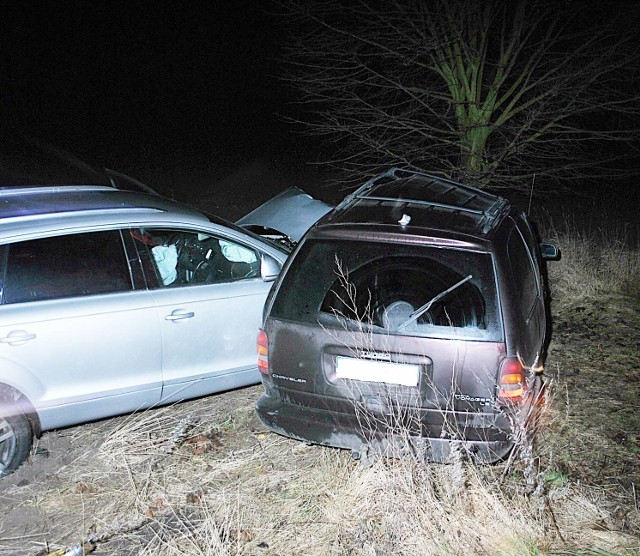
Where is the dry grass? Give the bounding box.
[2,398,638,556]
[9,378,632,556]
[543,218,640,304]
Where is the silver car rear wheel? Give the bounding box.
[0,410,32,477]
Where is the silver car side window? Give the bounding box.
[136,228,260,287]
[2,230,133,304]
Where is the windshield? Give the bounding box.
[270,239,502,341]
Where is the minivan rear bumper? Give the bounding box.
[256,392,514,464]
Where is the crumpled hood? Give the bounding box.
[236,186,333,242]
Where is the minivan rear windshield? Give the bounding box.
[270,239,502,341]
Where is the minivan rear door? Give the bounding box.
[266,238,506,413]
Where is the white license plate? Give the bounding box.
[335,356,420,387]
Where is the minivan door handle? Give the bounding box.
[0,329,37,346]
[165,310,195,322]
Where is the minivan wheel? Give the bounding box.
[0,409,33,477]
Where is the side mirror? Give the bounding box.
[540,242,561,261]
[260,253,281,282]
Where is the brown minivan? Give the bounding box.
[256,169,559,463]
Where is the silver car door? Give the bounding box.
[137,228,273,402]
[0,230,162,431]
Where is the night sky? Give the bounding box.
[1,2,306,200]
[1,2,639,228]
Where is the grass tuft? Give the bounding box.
[543,218,640,304]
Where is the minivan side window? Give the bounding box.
[133,228,260,288]
[1,230,132,304]
[507,227,539,321]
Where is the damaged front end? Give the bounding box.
[236,187,332,248]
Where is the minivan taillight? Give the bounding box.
[257,329,269,375]
[498,357,526,403]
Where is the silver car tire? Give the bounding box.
[0,409,33,477]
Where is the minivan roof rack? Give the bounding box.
[337,168,510,234]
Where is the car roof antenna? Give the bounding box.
[527,174,536,216]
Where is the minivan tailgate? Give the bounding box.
[268,320,506,413]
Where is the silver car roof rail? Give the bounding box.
[0,185,117,197]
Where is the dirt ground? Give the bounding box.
[543,292,640,522]
[0,293,638,554]
[0,385,267,555]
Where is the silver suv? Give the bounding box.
[0,184,293,475]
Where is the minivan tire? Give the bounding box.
[0,409,33,477]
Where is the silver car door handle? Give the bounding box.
[165,311,195,321]
[0,330,37,346]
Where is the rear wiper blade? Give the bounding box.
[397,275,473,331]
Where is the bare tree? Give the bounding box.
[279,0,640,191]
